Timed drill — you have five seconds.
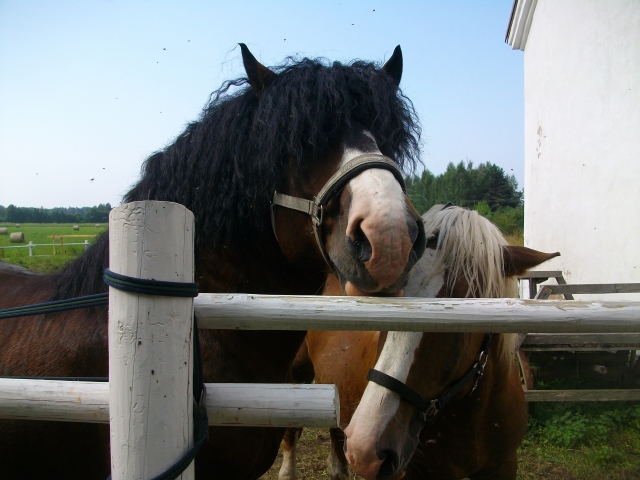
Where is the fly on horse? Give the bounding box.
[280,204,559,480]
[0,45,426,479]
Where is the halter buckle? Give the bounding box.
[468,350,489,396]
[311,202,323,227]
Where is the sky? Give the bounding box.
[0,0,522,209]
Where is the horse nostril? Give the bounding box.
[346,224,372,263]
[377,448,401,479]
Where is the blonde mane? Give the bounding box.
[420,205,518,362]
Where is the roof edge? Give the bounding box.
[505,0,538,51]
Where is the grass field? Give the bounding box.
[0,222,107,272]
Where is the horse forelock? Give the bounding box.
[423,206,519,363]
[123,56,421,251]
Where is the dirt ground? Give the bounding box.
[261,427,361,479]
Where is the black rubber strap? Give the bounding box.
[367,369,433,413]
[0,293,108,320]
[367,333,493,422]
[103,269,199,297]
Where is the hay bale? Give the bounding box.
[14,224,20,228]
[73,225,80,231]
[9,232,25,243]
[0,228,7,235]
[95,224,100,228]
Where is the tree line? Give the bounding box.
[406,161,523,235]
[1,162,522,232]
[0,204,112,223]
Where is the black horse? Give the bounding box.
[0,44,425,479]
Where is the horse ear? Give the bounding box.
[381,45,403,87]
[502,246,560,277]
[239,43,277,96]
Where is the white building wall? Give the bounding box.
[523,0,640,300]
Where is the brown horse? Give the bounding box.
[280,205,559,480]
[0,45,426,479]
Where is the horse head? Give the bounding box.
[343,205,559,480]
[241,44,426,295]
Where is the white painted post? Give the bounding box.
[28,241,33,256]
[108,201,195,480]
[84,239,89,250]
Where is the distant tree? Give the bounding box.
[6,205,17,222]
[2,204,113,223]
[406,160,523,212]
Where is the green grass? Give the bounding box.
[516,378,640,479]
[0,223,107,273]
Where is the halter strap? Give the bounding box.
[270,153,406,268]
[367,333,493,424]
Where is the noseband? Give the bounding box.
[367,333,493,425]
[270,153,406,267]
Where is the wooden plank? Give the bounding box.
[108,201,195,480]
[194,295,640,333]
[554,275,574,299]
[522,346,637,352]
[537,284,640,299]
[520,333,640,350]
[518,271,563,279]
[0,379,339,428]
[0,379,109,423]
[525,389,640,402]
[206,383,339,428]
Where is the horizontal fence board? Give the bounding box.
[194,295,640,333]
[207,383,339,428]
[520,333,640,351]
[0,379,338,428]
[525,389,640,402]
[0,379,110,423]
[518,271,563,279]
[536,283,640,299]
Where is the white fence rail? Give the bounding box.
[0,379,338,428]
[194,294,640,333]
[0,240,91,256]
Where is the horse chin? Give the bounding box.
[332,249,420,295]
[344,281,404,297]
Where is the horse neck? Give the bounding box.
[195,243,326,383]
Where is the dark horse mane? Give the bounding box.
[52,54,421,300]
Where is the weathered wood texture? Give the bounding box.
[194,294,640,333]
[0,379,339,428]
[0,379,109,423]
[536,283,640,299]
[525,389,640,402]
[520,333,640,351]
[108,201,195,480]
[206,383,339,428]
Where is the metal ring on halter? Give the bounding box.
[270,153,406,268]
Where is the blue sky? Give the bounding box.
[0,0,522,208]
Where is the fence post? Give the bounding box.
[108,201,195,480]
[84,239,89,250]
[28,241,33,257]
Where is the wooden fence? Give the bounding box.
[0,200,638,478]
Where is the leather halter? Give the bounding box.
[270,153,406,267]
[367,333,493,425]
